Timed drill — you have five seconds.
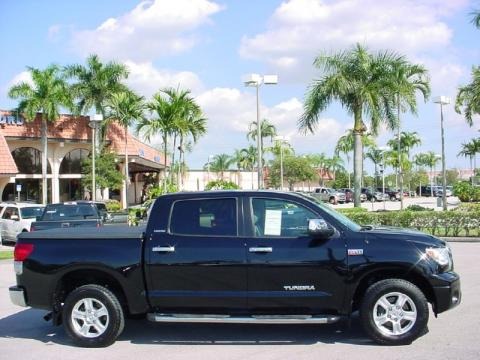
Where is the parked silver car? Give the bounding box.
[311,187,346,204]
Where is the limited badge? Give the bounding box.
[348,249,364,256]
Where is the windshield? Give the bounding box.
[20,207,44,219]
[295,193,362,231]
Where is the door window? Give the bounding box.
[252,198,318,238]
[170,198,237,236]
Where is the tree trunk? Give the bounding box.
[177,135,183,190]
[353,108,364,207]
[397,95,404,209]
[171,135,177,183]
[41,116,48,205]
[163,134,168,192]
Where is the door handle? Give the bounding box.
[152,246,175,253]
[249,247,273,253]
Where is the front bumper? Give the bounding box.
[431,272,461,314]
[9,286,27,307]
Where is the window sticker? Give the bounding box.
[264,209,282,236]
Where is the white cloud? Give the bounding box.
[7,71,33,88]
[48,24,62,42]
[239,0,468,82]
[71,0,222,61]
[124,61,204,98]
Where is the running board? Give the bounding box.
[147,313,342,324]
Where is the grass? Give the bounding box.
[0,250,13,260]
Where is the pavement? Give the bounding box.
[0,242,477,360]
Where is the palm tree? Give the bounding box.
[240,146,257,189]
[138,91,176,191]
[105,90,146,207]
[304,153,327,185]
[8,65,72,204]
[299,44,402,206]
[208,154,233,179]
[335,129,376,189]
[458,139,480,184]
[324,155,345,183]
[422,151,441,196]
[365,148,383,188]
[414,153,430,193]
[455,66,480,126]
[64,54,129,144]
[247,118,277,166]
[471,10,480,28]
[391,62,430,208]
[387,131,422,187]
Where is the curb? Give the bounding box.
[440,237,480,243]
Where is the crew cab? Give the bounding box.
[30,201,104,232]
[9,191,461,347]
[311,187,346,204]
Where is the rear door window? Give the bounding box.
[169,198,237,236]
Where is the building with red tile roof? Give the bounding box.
[0,110,167,207]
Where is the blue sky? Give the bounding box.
[1,0,479,172]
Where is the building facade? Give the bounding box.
[0,110,167,207]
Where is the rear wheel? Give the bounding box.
[63,284,124,347]
[329,197,337,204]
[360,279,428,345]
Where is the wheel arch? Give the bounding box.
[350,268,436,314]
[54,268,130,315]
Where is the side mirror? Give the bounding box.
[10,214,19,221]
[308,218,334,239]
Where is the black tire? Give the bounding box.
[62,284,125,347]
[329,197,336,205]
[390,196,396,201]
[360,279,429,345]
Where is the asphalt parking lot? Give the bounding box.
[0,242,478,360]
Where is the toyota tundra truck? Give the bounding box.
[9,191,461,347]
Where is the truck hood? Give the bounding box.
[361,225,446,248]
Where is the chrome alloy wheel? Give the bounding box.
[71,298,110,338]
[372,292,417,336]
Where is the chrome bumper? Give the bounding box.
[9,286,27,307]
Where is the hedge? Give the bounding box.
[339,208,480,237]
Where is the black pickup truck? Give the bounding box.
[9,191,461,347]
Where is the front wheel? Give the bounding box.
[63,284,125,347]
[360,279,429,345]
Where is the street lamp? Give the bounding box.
[434,96,450,211]
[274,135,288,191]
[88,114,103,201]
[243,73,278,189]
[379,146,389,210]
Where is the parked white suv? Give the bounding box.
[0,202,45,245]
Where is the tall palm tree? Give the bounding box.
[324,155,345,183]
[299,44,401,206]
[414,152,430,193]
[387,131,422,187]
[138,91,176,191]
[422,151,441,196]
[247,118,277,165]
[105,90,146,207]
[64,54,129,144]
[455,66,480,126]
[8,64,72,204]
[365,148,383,188]
[240,146,257,189]
[335,129,375,189]
[208,154,233,179]
[471,10,480,28]
[391,62,430,209]
[458,139,480,184]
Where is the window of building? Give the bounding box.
[252,198,318,238]
[169,198,237,236]
[59,149,90,174]
[11,147,51,174]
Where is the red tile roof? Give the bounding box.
[0,110,167,169]
[0,133,18,175]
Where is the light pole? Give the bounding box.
[379,146,388,210]
[274,135,288,191]
[434,96,450,211]
[243,74,278,189]
[88,114,103,201]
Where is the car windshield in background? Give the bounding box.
[42,204,99,221]
[295,193,362,231]
[20,207,44,219]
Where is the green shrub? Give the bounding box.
[105,199,121,212]
[405,204,433,212]
[453,181,480,202]
[341,209,480,237]
[205,180,240,190]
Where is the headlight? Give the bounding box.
[425,246,452,271]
